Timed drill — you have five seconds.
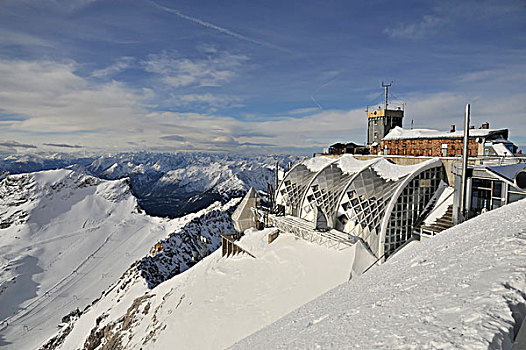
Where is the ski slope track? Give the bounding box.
[234,198,526,349]
[0,169,188,349]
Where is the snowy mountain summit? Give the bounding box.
[0,152,301,218]
[0,169,238,349]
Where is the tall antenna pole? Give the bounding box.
[382,81,392,110]
[460,104,470,221]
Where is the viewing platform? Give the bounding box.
[268,214,356,250]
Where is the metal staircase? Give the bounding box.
[417,205,454,236]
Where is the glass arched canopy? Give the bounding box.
[276,155,445,258]
[275,157,336,216]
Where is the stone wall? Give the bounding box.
[381,138,479,157]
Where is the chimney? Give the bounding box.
[481,122,489,129]
[450,124,456,132]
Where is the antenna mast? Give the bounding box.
[382,81,392,110]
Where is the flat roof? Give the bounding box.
[383,126,508,141]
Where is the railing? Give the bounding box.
[268,215,356,250]
[475,155,526,166]
[221,234,256,258]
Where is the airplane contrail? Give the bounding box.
[311,75,340,110]
[149,1,293,54]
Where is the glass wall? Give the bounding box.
[384,166,445,258]
[470,178,507,216]
[507,184,526,204]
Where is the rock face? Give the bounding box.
[0,173,35,229]
[137,199,240,289]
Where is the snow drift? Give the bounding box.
[234,198,526,349]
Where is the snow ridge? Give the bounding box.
[40,199,244,350]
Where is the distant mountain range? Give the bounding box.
[0,152,302,217]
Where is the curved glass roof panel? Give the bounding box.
[336,157,444,258]
[276,157,334,216]
[335,162,407,255]
[299,155,373,225]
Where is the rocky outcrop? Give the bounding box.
[137,199,239,288]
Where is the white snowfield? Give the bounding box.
[57,229,356,350]
[0,169,182,350]
[233,198,526,349]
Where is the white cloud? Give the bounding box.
[149,1,293,54]
[0,140,37,149]
[1,58,524,155]
[142,50,248,88]
[173,93,243,111]
[384,15,442,39]
[147,107,367,152]
[459,64,526,83]
[287,107,321,115]
[0,59,146,135]
[0,29,55,48]
[398,92,526,145]
[92,57,135,78]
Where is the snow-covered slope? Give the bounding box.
[234,199,526,349]
[48,228,356,350]
[0,169,204,349]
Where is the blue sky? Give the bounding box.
[0,0,525,155]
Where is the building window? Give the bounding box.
[508,186,526,203]
[441,144,448,157]
[470,178,510,214]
